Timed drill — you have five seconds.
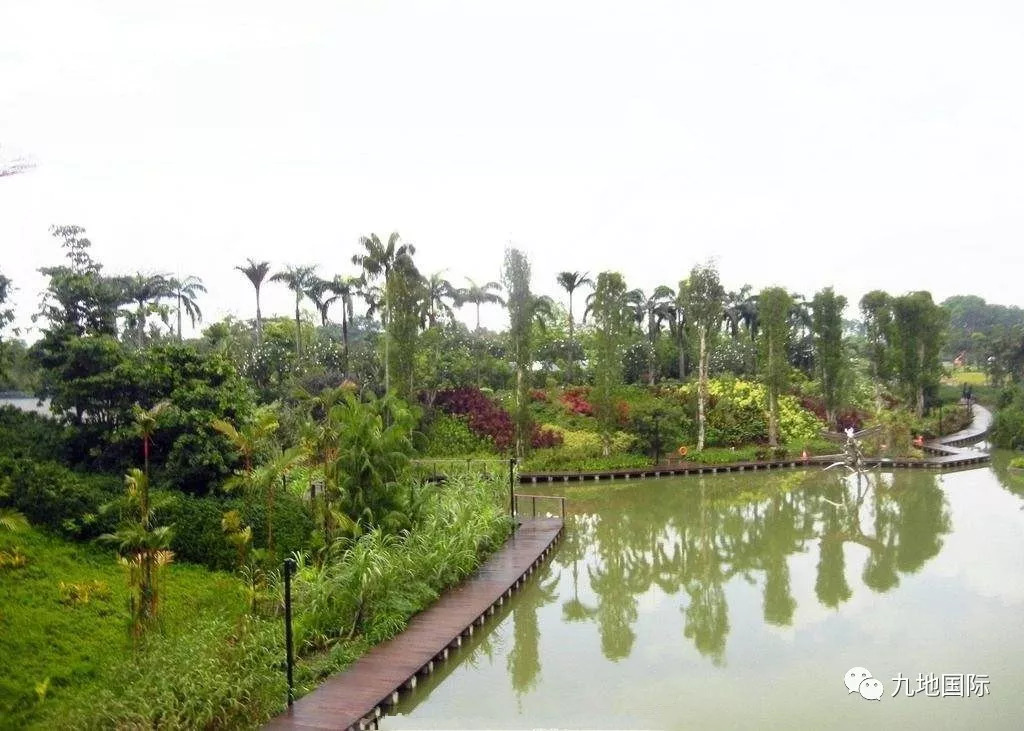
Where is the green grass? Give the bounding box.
[0,467,515,729]
[943,369,988,386]
[0,527,249,728]
[940,369,1000,406]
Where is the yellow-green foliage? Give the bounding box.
[677,378,824,446]
[541,425,635,457]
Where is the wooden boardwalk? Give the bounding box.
[265,517,563,731]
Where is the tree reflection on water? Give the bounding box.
[547,469,951,668]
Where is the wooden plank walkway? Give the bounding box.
[265,517,563,731]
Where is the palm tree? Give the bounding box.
[329,275,360,377]
[666,285,689,379]
[212,407,295,552]
[726,287,758,341]
[422,271,457,328]
[270,265,317,359]
[303,276,337,327]
[788,293,814,373]
[556,271,593,383]
[352,233,416,396]
[235,259,271,347]
[531,294,557,328]
[99,468,174,638]
[626,286,676,385]
[133,400,172,479]
[125,273,171,347]
[167,275,206,341]
[211,406,279,473]
[455,277,505,331]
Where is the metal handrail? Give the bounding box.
[513,492,566,520]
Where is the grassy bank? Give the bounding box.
[0,527,254,728]
[0,469,512,729]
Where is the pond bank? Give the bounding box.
[518,405,993,484]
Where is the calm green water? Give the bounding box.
[383,455,1024,729]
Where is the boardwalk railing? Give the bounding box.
[514,492,566,520]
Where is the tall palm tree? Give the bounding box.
[455,277,505,331]
[556,271,593,383]
[531,294,557,329]
[125,273,171,347]
[626,286,676,385]
[329,275,360,377]
[303,276,336,327]
[788,293,814,373]
[723,286,758,341]
[270,265,317,359]
[352,232,416,396]
[167,275,206,341]
[666,284,689,379]
[235,259,271,347]
[422,271,457,328]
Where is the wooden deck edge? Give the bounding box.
[518,453,991,483]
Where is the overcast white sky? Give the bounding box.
[2,0,1023,339]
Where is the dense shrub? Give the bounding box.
[798,396,868,431]
[433,388,564,452]
[0,454,313,570]
[559,386,593,415]
[0,405,67,462]
[38,341,256,494]
[156,491,314,571]
[0,456,120,538]
[422,413,495,456]
[677,378,825,446]
[435,387,514,449]
[992,386,1024,450]
[531,425,564,449]
[629,400,691,459]
[538,425,634,459]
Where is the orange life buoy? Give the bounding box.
[678,445,688,457]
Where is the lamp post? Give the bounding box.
[283,557,296,706]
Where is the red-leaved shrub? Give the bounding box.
[559,387,593,415]
[436,387,514,449]
[434,387,566,451]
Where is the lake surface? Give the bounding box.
[0,395,51,416]
[383,457,1024,729]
